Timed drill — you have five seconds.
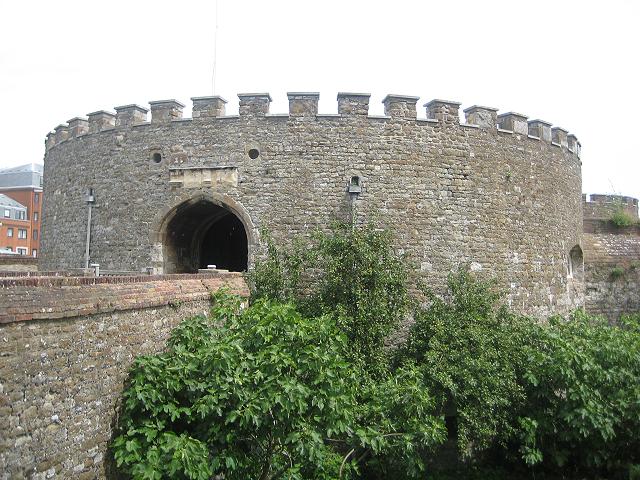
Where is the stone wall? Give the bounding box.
[583,194,639,221]
[0,272,248,479]
[582,194,640,321]
[41,92,583,319]
[0,254,38,273]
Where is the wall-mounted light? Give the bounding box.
[84,188,95,204]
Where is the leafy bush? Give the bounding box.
[112,292,445,480]
[399,270,536,457]
[518,311,640,477]
[610,209,634,228]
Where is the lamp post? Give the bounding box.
[84,188,95,270]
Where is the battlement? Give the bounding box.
[583,194,639,221]
[44,92,580,156]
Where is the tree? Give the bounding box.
[249,221,409,377]
[399,270,536,457]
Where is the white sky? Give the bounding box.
[1,0,638,200]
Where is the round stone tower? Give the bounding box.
[41,92,583,318]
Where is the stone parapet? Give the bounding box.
[424,99,461,125]
[87,110,115,134]
[149,99,184,124]
[0,272,248,324]
[498,112,528,135]
[337,92,370,116]
[238,93,272,117]
[287,92,319,117]
[115,104,148,127]
[463,105,498,128]
[192,96,227,118]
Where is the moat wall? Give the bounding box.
[583,194,640,321]
[41,93,583,319]
[0,272,248,479]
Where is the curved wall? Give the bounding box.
[41,93,583,317]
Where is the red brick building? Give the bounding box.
[0,163,43,257]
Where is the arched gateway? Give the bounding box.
[158,198,249,273]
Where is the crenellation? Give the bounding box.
[191,96,227,119]
[287,92,319,118]
[528,119,552,142]
[382,94,419,119]
[54,124,69,144]
[149,100,184,124]
[45,131,55,150]
[463,105,498,128]
[115,104,148,127]
[424,99,461,125]
[67,117,89,138]
[87,110,115,133]
[497,112,528,135]
[337,92,370,116]
[567,133,578,152]
[552,127,569,148]
[238,93,272,117]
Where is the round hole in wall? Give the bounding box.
[248,148,260,159]
[152,152,162,163]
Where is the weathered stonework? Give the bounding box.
[0,272,248,479]
[41,91,584,318]
[583,194,640,320]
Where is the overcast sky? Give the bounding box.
[1,0,638,201]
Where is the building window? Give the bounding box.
[17,211,26,220]
[33,229,38,240]
[7,228,13,237]
[18,229,27,239]
[32,249,37,257]
[34,212,39,222]
[3,209,9,218]
[17,247,27,255]
[34,193,40,204]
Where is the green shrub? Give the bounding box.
[112,292,445,480]
[518,311,640,476]
[399,270,538,458]
[610,209,634,228]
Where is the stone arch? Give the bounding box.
[568,244,584,281]
[151,193,256,274]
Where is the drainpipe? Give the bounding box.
[84,188,95,270]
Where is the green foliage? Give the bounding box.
[610,208,634,228]
[248,229,311,304]
[112,292,445,480]
[610,265,626,279]
[304,221,409,376]
[399,270,535,457]
[249,221,409,377]
[116,217,640,479]
[518,311,640,476]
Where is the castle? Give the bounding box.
[2,92,639,479]
[41,92,583,318]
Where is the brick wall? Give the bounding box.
[0,272,248,479]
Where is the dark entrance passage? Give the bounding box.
[200,213,247,272]
[163,200,248,273]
